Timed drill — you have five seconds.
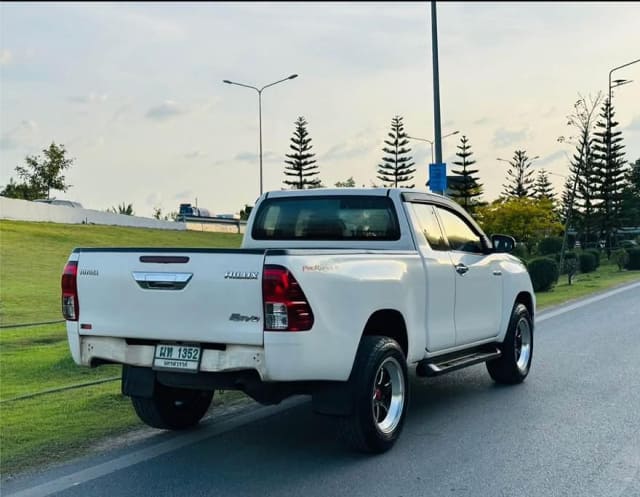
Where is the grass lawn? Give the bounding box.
[0,220,638,476]
[536,262,640,309]
[0,220,242,325]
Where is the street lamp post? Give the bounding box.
[223,74,299,196]
[407,131,459,193]
[606,58,639,254]
[407,130,459,165]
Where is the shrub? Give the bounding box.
[612,249,629,271]
[563,257,578,285]
[512,242,528,261]
[586,249,600,268]
[627,248,640,270]
[537,236,564,256]
[578,252,597,273]
[527,257,559,292]
[555,251,576,273]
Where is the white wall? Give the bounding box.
[0,197,186,231]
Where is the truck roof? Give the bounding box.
[264,187,448,201]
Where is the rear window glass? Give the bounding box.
[252,196,400,241]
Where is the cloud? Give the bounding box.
[145,100,187,120]
[535,150,566,167]
[443,120,455,128]
[68,92,109,104]
[184,150,207,159]
[321,129,378,162]
[212,151,277,166]
[473,117,490,126]
[0,120,38,150]
[0,49,12,65]
[626,115,640,132]
[492,127,528,148]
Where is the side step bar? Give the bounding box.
[416,347,501,377]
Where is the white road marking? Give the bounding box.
[537,280,640,323]
[3,397,307,497]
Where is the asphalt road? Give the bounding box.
[5,283,640,497]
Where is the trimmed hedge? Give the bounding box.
[537,236,564,256]
[528,257,559,292]
[627,248,640,270]
[586,249,600,268]
[612,249,629,271]
[578,252,597,273]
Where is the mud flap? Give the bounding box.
[121,365,156,398]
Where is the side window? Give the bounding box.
[410,203,448,251]
[435,207,484,254]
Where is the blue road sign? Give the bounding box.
[429,163,447,193]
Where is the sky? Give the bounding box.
[1,1,639,218]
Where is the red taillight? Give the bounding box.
[61,261,79,321]
[262,265,314,331]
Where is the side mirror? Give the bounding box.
[491,234,516,254]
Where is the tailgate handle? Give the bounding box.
[132,272,193,290]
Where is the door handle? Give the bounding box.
[493,270,502,276]
[132,272,193,290]
[455,263,469,275]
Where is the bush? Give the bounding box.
[527,257,559,292]
[555,251,576,273]
[537,236,564,256]
[586,249,600,268]
[627,248,640,270]
[578,252,597,273]
[612,249,629,271]
[512,242,528,261]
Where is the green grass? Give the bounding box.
[0,220,242,325]
[536,262,640,309]
[0,323,121,401]
[1,381,139,474]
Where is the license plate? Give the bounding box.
[153,344,201,372]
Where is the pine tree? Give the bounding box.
[283,116,321,189]
[533,169,556,202]
[449,135,483,212]
[559,175,576,224]
[377,116,415,188]
[592,99,627,253]
[620,158,640,228]
[560,94,601,247]
[501,150,536,198]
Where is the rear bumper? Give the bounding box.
[72,334,266,377]
[67,324,355,382]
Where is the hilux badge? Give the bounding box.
[224,271,259,280]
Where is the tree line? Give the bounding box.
[2,96,637,251]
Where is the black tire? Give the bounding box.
[338,336,409,454]
[486,303,533,384]
[131,383,214,430]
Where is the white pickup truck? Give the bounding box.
[63,188,534,453]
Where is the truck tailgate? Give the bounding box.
[75,249,265,345]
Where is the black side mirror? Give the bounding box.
[491,234,516,253]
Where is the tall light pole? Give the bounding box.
[606,58,638,254]
[430,1,443,165]
[407,129,459,168]
[223,74,299,196]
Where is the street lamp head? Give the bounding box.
[451,130,460,136]
[288,74,299,80]
[532,155,541,161]
[222,80,232,84]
